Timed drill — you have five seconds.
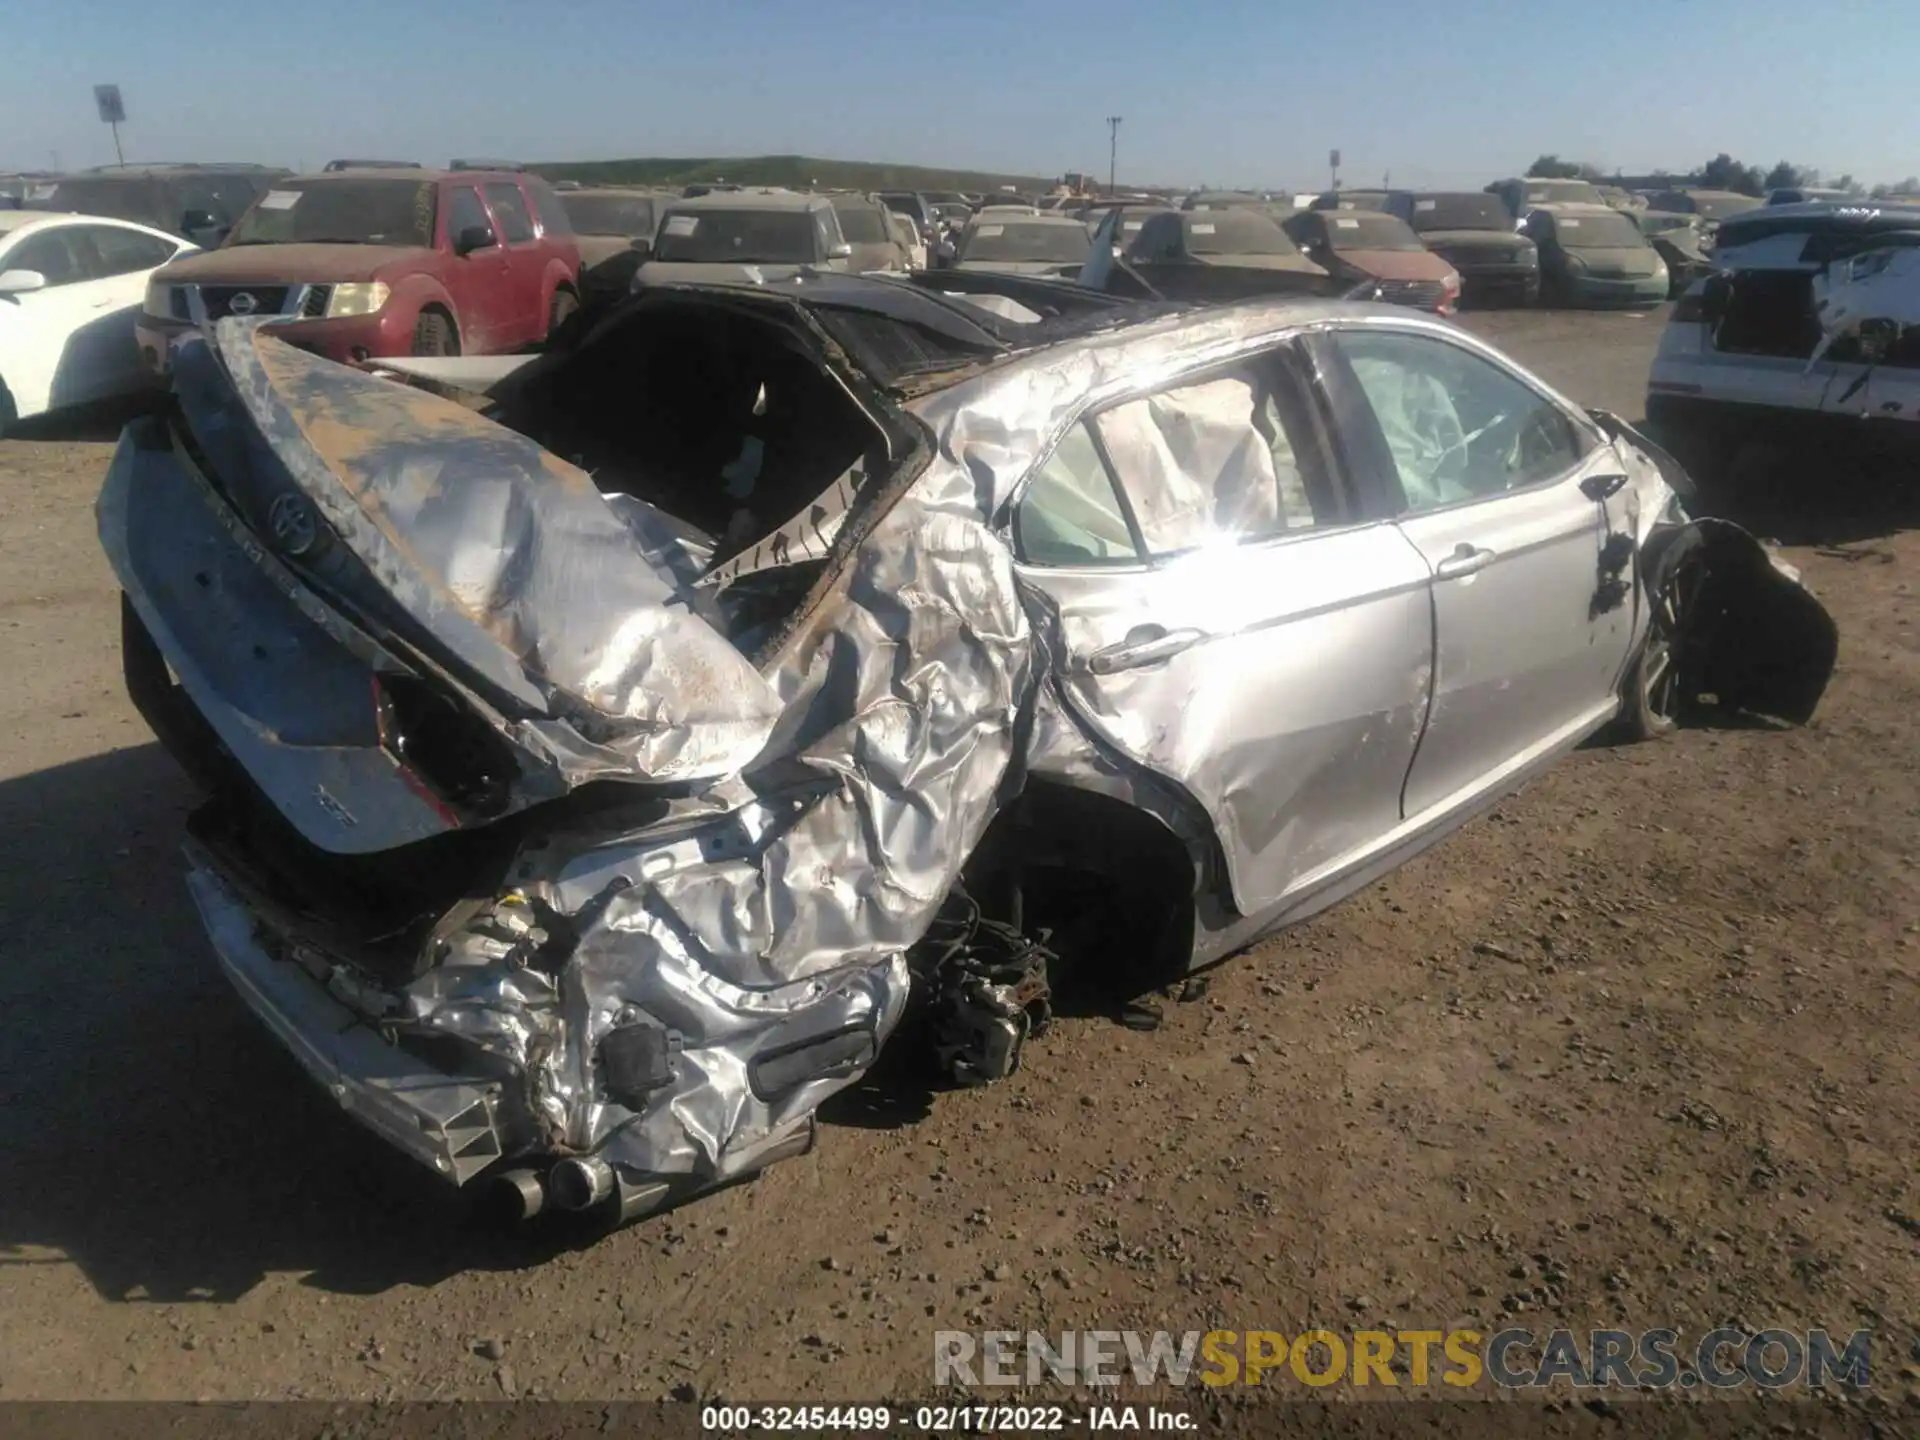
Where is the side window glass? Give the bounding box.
[526,181,571,236]
[1131,215,1171,260]
[1015,422,1141,567]
[814,209,843,256]
[444,186,491,244]
[483,183,535,244]
[1091,365,1330,555]
[7,229,90,286]
[82,225,177,277]
[1335,331,1588,511]
[205,177,257,222]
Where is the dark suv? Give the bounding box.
[28,164,288,246]
[136,168,581,369]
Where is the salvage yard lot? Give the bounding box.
[1,304,1916,1407]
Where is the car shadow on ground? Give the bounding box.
[1684,441,1920,549]
[0,743,644,1304]
[3,394,160,445]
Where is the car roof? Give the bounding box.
[969,211,1085,227]
[285,167,509,184]
[72,163,284,177]
[661,189,825,212]
[1715,200,1920,245]
[559,186,672,200]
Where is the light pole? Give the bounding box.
[1106,115,1122,195]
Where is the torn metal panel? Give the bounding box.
[209,320,785,791]
[1810,245,1920,369]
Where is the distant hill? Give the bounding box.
[530,153,1059,195]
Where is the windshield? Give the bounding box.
[652,208,820,263]
[35,178,163,227]
[958,220,1091,264]
[832,203,892,244]
[1637,212,1697,235]
[1525,180,1604,207]
[1185,211,1301,257]
[229,179,435,246]
[1406,193,1510,232]
[558,193,657,236]
[1549,211,1648,249]
[1322,213,1424,252]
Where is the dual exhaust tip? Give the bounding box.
[490,1157,667,1225]
[487,1121,815,1226]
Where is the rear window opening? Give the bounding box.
[486,300,893,631]
[1711,272,1823,359]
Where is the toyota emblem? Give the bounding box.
[267,492,320,556]
[228,291,259,316]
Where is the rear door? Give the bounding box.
[1319,324,1636,822]
[1,224,124,410]
[1012,342,1436,916]
[481,180,546,346]
[68,222,185,394]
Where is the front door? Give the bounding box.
[1,225,121,412]
[73,223,182,395]
[439,184,509,352]
[1012,344,1435,916]
[482,181,547,347]
[1321,326,1637,821]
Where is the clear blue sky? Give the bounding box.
[4,0,1915,188]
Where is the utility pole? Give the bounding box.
[1106,115,1123,195]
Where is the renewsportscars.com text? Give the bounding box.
[934,1328,1872,1390]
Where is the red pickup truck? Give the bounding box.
[136,167,580,369]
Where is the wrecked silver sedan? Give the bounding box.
[100,274,1837,1225]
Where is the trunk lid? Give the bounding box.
[100,318,785,855]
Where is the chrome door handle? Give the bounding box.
[1086,626,1206,675]
[1434,543,1495,580]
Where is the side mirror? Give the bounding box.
[828,241,853,260]
[181,209,220,234]
[0,268,47,296]
[626,236,653,260]
[454,223,497,256]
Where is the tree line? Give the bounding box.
[1526,154,1918,199]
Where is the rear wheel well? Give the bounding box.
[960,780,1199,1008]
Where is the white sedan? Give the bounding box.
[0,212,195,433]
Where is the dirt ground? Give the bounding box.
[1,306,1916,1415]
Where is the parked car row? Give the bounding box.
[9,148,1894,438]
[0,163,585,433]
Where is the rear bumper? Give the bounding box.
[1565,276,1667,308]
[1454,266,1539,305]
[185,853,514,1185]
[1645,391,1920,469]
